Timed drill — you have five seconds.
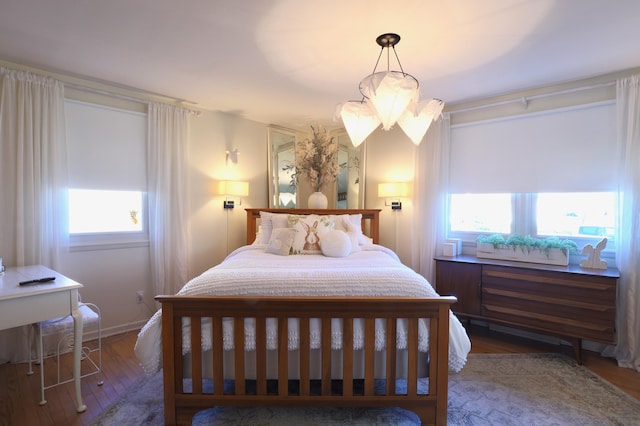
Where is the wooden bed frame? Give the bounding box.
[157,208,455,425]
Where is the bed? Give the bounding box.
[135,208,470,425]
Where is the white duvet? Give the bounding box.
[134,244,471,374]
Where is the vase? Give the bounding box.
[308,191,328,209]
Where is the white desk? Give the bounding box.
[0,265,86,412]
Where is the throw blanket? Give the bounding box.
[135,244,470,374]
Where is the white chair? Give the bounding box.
[27,300,103,405]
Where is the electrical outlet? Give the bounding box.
[136,291,144,304]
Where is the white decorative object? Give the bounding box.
[446,238,462,255]
[442,243,457,257]
[225,148,239,164]
[476,243,569,266]
[307,191,328,209]
[320,230,352,258]
[580,237,608,270]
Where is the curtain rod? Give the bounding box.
[64,80,201,115]
[448,80,616,115]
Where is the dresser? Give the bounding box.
[434,255,619,363]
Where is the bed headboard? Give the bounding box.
[245,208,381,245]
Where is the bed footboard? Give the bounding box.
[157,296,456,426]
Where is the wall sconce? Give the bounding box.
[378,182,410,210]
[226,148,240,165]
[219,180,249,209]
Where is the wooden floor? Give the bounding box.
[0,325,638,426]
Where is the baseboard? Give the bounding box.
[82,319,148,341]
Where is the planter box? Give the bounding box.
[476,243,569,266]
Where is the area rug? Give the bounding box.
[89,353,640,425]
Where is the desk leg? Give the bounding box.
[71,291,87,413]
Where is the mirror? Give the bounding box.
[268,126,365,209]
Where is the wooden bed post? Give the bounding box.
[160,299,177,425]
[435,303,451,425]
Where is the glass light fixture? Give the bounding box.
[397,98,445,145]
[338,33,443,146]
[337,101,381,147]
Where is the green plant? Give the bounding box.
[477,234,579,257]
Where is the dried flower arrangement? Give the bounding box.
[294,126,340,192]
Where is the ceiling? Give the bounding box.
[1,0,640,130]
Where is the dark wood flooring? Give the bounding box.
[0,325,638,426]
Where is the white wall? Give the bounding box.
[59,245,152,336]
[364,126,417,266]
[188,111,269,279]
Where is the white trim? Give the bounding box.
[450,99,616,129]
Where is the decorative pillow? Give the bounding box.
[258,212,290,244]
[289,214,335,254]
[320,230,352,258]
[341,217,362,253]
[335,214,370,249]
[252,225,264,245]
[264,228,295,256]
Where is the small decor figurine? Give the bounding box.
[580,237,608,270]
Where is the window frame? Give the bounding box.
[69,190,149,251]
[447,192,617,256]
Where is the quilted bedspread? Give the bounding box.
[134,244,470,374]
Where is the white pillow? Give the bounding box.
[252,225,264,245]
[320,230,352,258]
[335,214,370,249]
[258,211,290,244]
[264,228,295,256]
[289,214,335,254]
[342,218,362,253]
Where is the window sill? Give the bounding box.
[69,233,149,252]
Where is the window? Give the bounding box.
[449,193,512,234]
[447,99,618,253]
[536,192,615,239]
[448,192,617,253]
[65,99,147,248]
[69,189,144,234]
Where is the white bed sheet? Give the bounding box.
[135,244,470,375]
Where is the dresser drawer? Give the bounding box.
[481,265,616,343]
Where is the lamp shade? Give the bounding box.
[397,98,444,145]
[220,180,249,197]
[360,71,419,130]
[338,101,381,147]
[378,182,410,198]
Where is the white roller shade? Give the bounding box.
[65,99,146,190]
[449,102,617,193]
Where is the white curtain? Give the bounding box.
[411,114,450,282]
[147,103,192,296]
[0,67,68,363]
[602,75,640,371]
